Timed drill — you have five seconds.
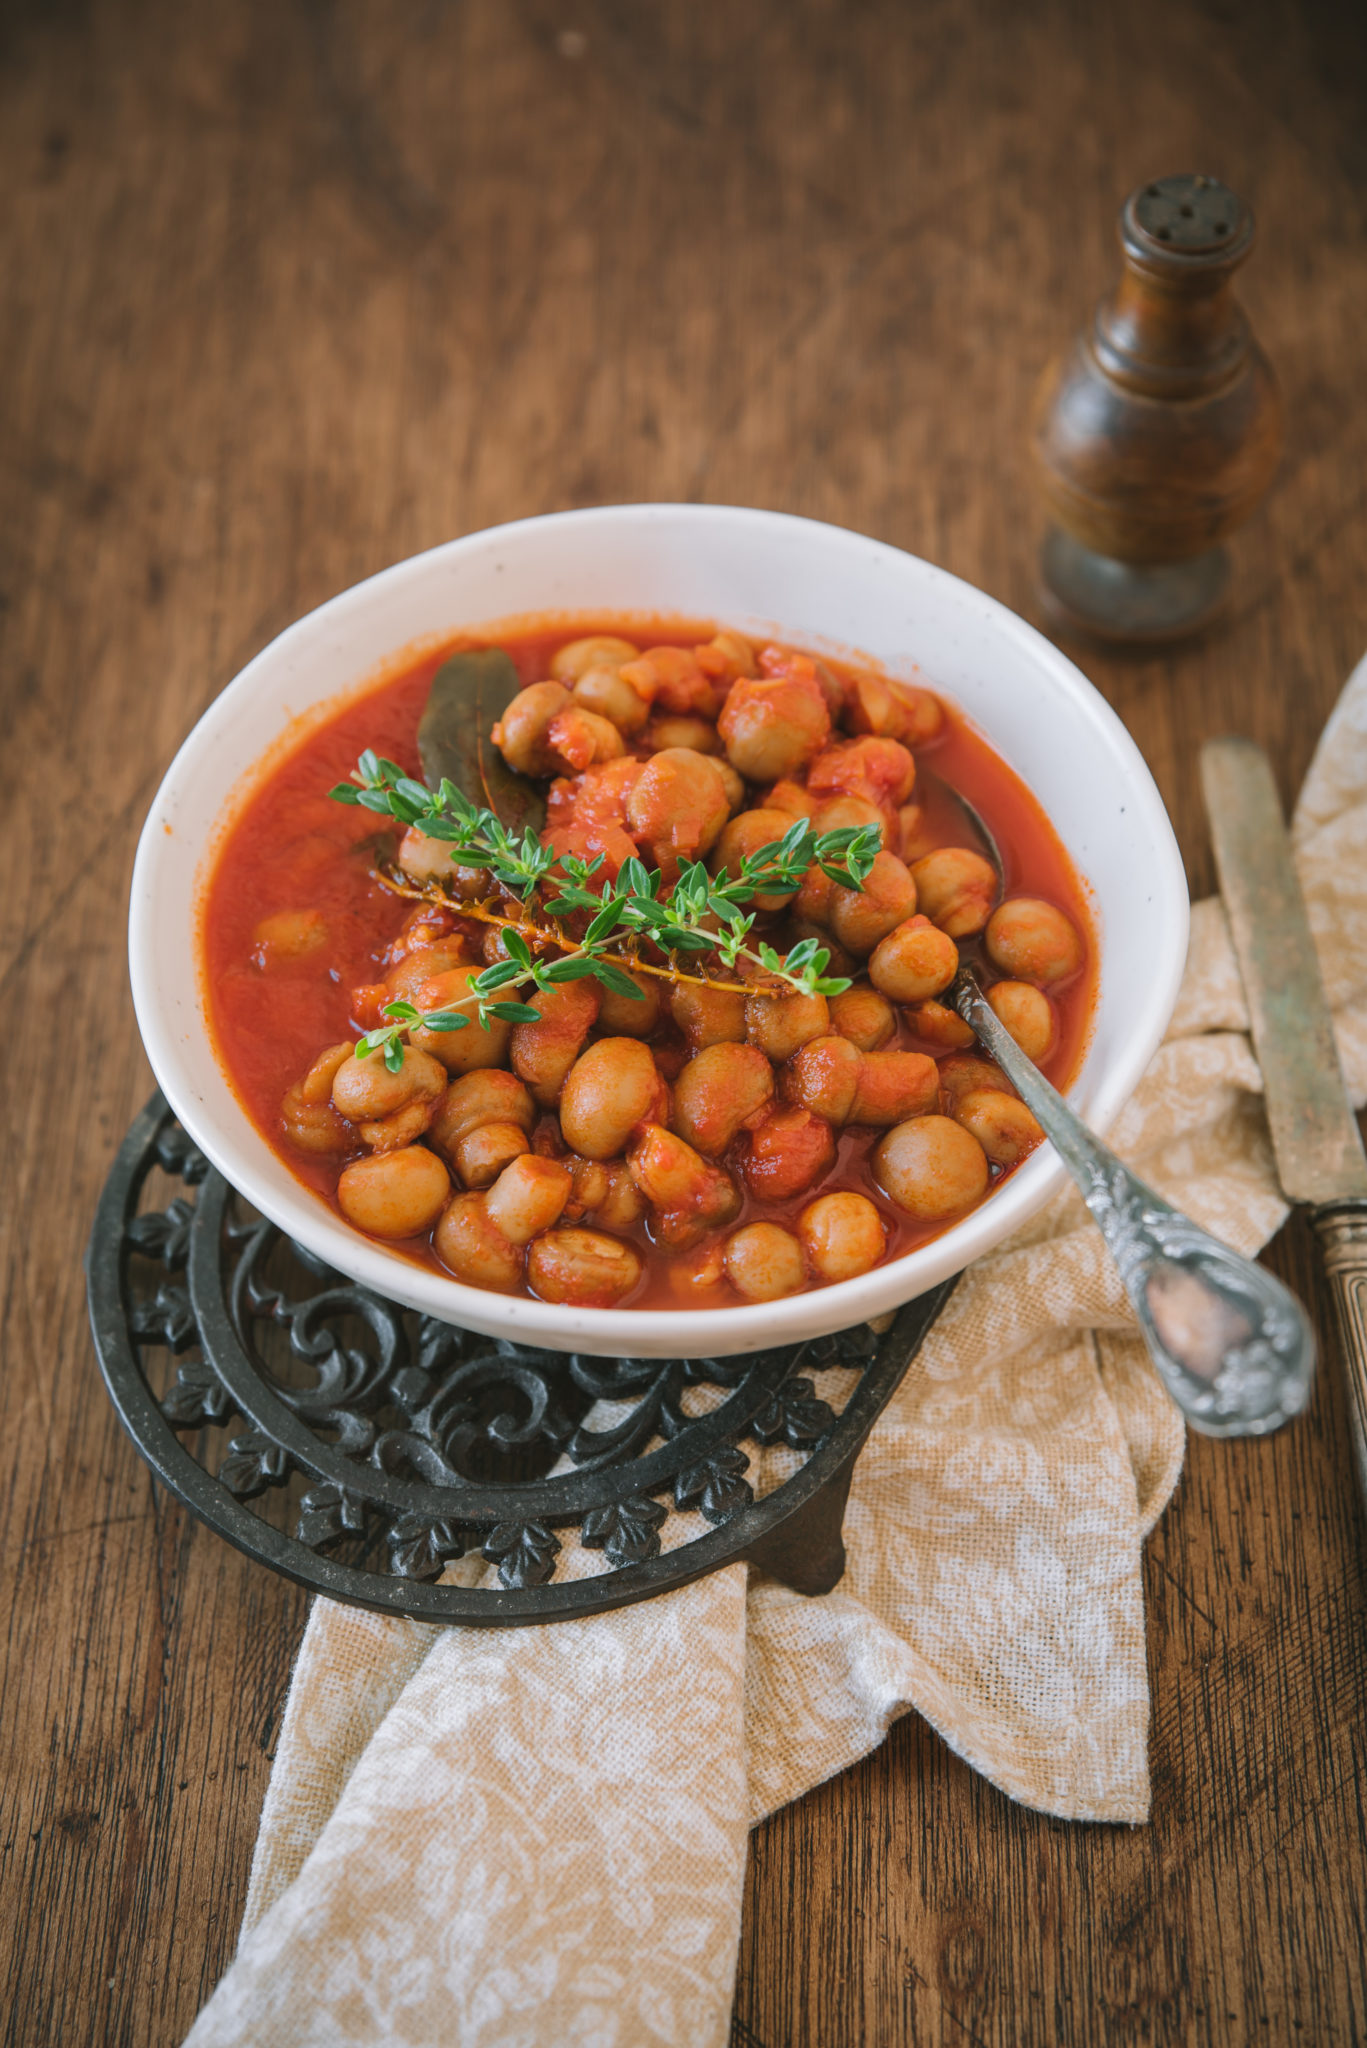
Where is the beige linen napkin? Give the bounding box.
[184,655,1367,2048]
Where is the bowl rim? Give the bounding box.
[128,503,1190,1357]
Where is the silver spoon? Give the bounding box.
[927,776,1315,1437]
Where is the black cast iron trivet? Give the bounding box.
[87,1094,953,1626]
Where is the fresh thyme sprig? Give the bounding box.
[330,750,881,1064]
[355,996,536,1075]
[352,930,645,1074]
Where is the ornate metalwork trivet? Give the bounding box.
[87,1095,953,1627]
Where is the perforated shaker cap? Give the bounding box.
[1124,174,1253,266]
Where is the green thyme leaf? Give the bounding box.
[617,856,653,899]
[540,955,603,983]
[584,896,629,943]
[593,962,646,999]
[471,960,526,991]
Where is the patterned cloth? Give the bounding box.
[184,656,1367,2048]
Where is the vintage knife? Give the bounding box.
[1202,735,1367,1497]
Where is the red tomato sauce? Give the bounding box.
[201,618,1097,1307]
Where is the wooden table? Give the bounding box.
[3,3,1365,2042]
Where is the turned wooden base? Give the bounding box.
[1038,527,1232,645]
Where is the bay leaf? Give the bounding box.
[417,648,546,834]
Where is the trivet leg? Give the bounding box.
[742,1463,854,1596]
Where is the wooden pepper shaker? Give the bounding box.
[1031,173,1282,643]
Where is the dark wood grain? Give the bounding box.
[1,2,1365,2043]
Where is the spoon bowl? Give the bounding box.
[950,963,1315,1434]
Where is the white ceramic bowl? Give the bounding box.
[129,505,1188,1357]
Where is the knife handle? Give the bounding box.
[1312,1200,1367,1505]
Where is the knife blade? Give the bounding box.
[1201,736,1367,1202]
[1201,734,1367,1497]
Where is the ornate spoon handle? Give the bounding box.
[951,970,1315,1436]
